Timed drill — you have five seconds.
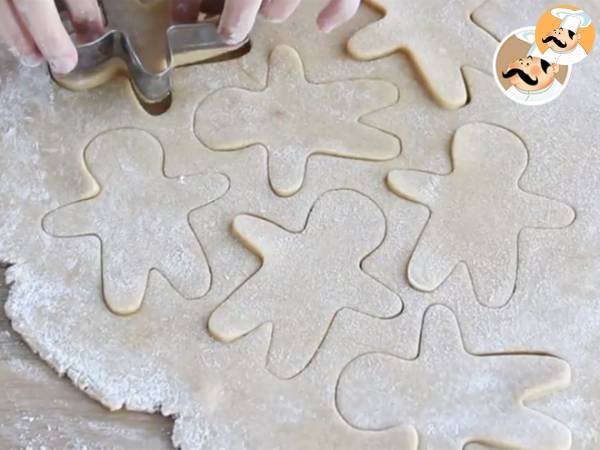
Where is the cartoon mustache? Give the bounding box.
[542,35,568,48]
[502,68,539,86]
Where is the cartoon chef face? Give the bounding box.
[542,27,581,53]
[502,56,559,91]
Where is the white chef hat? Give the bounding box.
[551,8,592,33]
[515,28,542,57]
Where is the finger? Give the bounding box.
[0,0,43,66]
[62,0,104,42]
[171,0,203,23]
[260,0,302,22]
[218,0,263,44]
[12,0,78,74]
[317,0,360,33]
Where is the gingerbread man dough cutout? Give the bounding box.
[209,190,403,378]
[387,123,574,308]
[195,45,399,197]
[43,128,229,315]
[347,0,497,109]
[337,306,572,450]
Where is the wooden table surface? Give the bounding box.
[0,268,175,450]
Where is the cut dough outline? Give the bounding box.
[386,123,576,309]
[40,127,230,314]
[335,304,573,448]
[194,45,401,197]
[208,188,404,379]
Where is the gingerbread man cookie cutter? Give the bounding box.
[52,0,249,114]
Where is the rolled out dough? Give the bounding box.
[2,0,600,449]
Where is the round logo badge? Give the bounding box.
[536,5,595,66]
[492,5,594,106]
[494,26,571,106]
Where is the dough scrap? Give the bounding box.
[42,128,229,315]
[336,305,572,450]
[387,123,574,308]
[347,0,497,109]
[209,190,403,379]
[195,45,399,197]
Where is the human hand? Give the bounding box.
[0,0,104,74]
[171,0,361,44]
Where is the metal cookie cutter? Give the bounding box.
[52,0,249,114]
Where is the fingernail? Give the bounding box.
[261,12,286,23]
[20,53,44,68]
[218,27,246,45]
[49,54,78,74]
[318,18,335,33]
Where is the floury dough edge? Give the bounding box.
[1,1,600,449]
